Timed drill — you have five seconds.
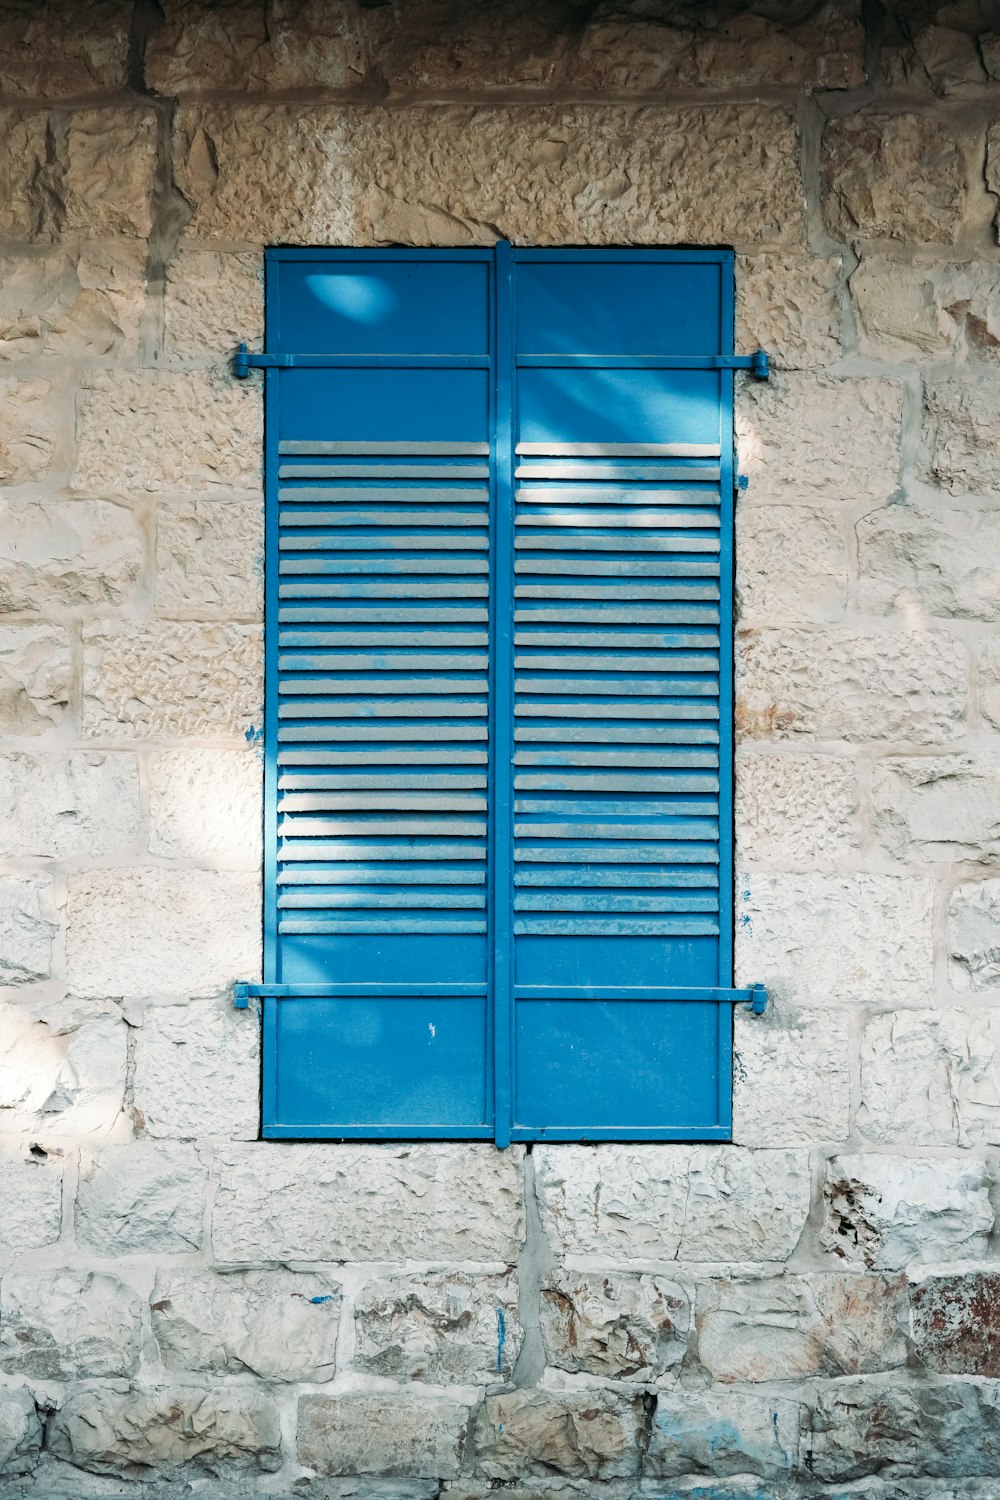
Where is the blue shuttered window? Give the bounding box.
[257,246,745,1142]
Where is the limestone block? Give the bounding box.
[0,1009,126,1138]
[147,0,364,93]
[0,1385,40,1477]
[152,1267,340,1382]
[736,505,847,624]
[0,875,56,986]
[872,756,1000,861]
[0,1150,63,1249]
[155,498,262,618]
[47,1386,282,1478]
[74,369,262,496]
[852,256,1000,362]
[696,1273,907,1383]
[354,1270,521,1384]
[735,753,858,865]
[76,1143,206,1255]
[0,376,59,485]
[0,1,130,96]
[66,868,260,1001]
[822,1154,993,1269]
[949,879,1000,991]
[911,1272,1000,1375]
[298,1394,469,1479]
[131,1001,259,1140]
[212,1143,524,1262]
[822,112,966,243]
[539,1272,688,1380]
[981,637,1000,732]
[0,625,71,735]
[990,121,1000,236]
[82,621,261,740]
[735,872,934,1007]
[173,105,803,248]
[733,1007,850,1146]
[0,247,145,363]
[736,628,966,742]
[148,748,261,866]
[534,1145,809,1262]
[736,253,843,369]
[164,250,263,361]
[646,1389,802,1480]
[860,1009,1000,1147]
[0,112,48,239]
[925,376,1000,495]
[858,502,1000,621]
[59,108,156,239]
[0,1269,140,1379]
[807,1377,1000,1481]
[0,498,144,614]
[0,751,140,860]
[367,0,567,90]
[474,1389,642,1481]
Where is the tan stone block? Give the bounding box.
[737,504,847,624]
[822,112,967,243]
[298,1393,469,1480]
[0,111,48,239]
[355,1270,522,1384]
[539,1272,687,1381]
[60,108,156,239]
[924,376,1000,496]
[163,250,263,361]
[0,247,145,362]
[0,0,130,96]
[980,637,1000,732]
[0,1149,63,1249]
[155,498,262,618]
[368,0,567,89]
[0,625,71,735]
[0,1008,126,1138]
[860,1009,1000,1146]
[949,878,1000,992]
[989,122,1000,237]
[148,748,261,866]
[0,875,57,985]
[735,753,858,865]
[132,1000,259,1140]
[76,1143,207,1255]
[146,0,364,94]
[872,755,1000,862]
[0,499,144,613]
[475,1389,642,1481]
[0,1269,140,1379]
[858,501,1000,621]
[0,750,140,859]
[82,621,261,740]
[736,253,843,369]
[733,1007,851,1146]
[823,1154,993,1269]
[0,376,59,485]
[852,256,1000,362]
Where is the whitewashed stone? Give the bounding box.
[0,1009,126,1138]
[646,1390,802,1480]
[0,1,130,96]
[132,1001,259,1140]
[858,502,1000,621]
[737,373,900,505]
[0,875,56,985]
[298,1393,469,1479]
[74,369,262,496]
[60,108,156,238]
[735,753,858,865]
[0,247,144,362]
[213,1144,524,1262]
[0,1150,62,1250]
[76,1144,206,1255]
[0,751,140,860]
[736,872,934,1007]
[539,1272,688,1380]
[147,0,364,93]
[534,1146,809,1262]
[737,628,966,742]
[733,1007,850,1146]
[47,1385,281,1478]
[0,1385,41,1477]
[807,1376,1000,1481]
[0,498,143,613]
[925,377,1000,496]
[736,505,847,624]
[475,1389,642,1481]
[155,498,262,618]
[852,256,1000,361]
[872,756,1000,861]
[981,637,1000,733]
[736,253,843,368]
[0,1269,140,1378]
[355,1270,521,1384]
[152,1267,340,1382]
[66,868,260,1001]
[164,251,264,360]
[0,624,71,734]
[861,1009,1000,1146]
[822,112,966,242]
[949,879,1000,991]
[0,375,59,484]
[148,748,262,866]
[0,112,49,239]
[82,621,261,741]
[822,1154,993,1269]
[910,1269,1000,1376]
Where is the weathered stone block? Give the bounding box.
[949,879,1000,991]
[981,637,1000,733]
[0,1385,41,1478]
[298,1394,469,1479]
[0,247,145,363]
[155,498,262,618]
[872,756,1000,862]
[60,108,156,238]
[852,256,1000,362]
[0,1,130,97]
[925,376,1000,495]
[164,250,263,359]
[367,1,566,90]
[822,1154,993,1269]
[0,751,140,860]
[132,1001,259,1140]
[733,1007,850,1146]
[0,1150,63,1249]
[0,875,56,986]
[82,621,261,740]
[807,1376,1000,1480]
[737,505,847,625]
[822,112,966,242]
[0,625,71,735]
[646,1389,802,1480]
[0,498,144,613]
[354,1270,521,1384]
[736,253,843,369]
[883,18,991,96]
[735,753,858,866]
[858,502,1000,622]
[76,1143,206,1255]
[737,628,966,743]
[860,1009,1000,1147]
[0,111,49,239]
[0,375,59,484]
[47,1386,282,1478]
[213,1144,524,1262]
[147,0,364,93]
[0,1008,126,1138]
[539,1272,687,1380]
[148,748,262,866]
[911,1272,1000,1375]
[152,1267,340,1382]
[475,1389,642,1480]
[534,1145,809,1262]
[0,1269,140,1379]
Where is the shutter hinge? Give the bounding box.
[744,984,768,1016]
[233,982,251,1009]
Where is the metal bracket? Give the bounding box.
[233,982,251,1010]
[744,984,768,1016]
[233,343,771,380]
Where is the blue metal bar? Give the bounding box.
[515,353,769,375]
[234,346,490,376]
[512,985,767,1008]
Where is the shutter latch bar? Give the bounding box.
[232,344,770,380]
[233,981,768,1012]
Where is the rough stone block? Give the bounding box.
[164,250,263,362]
[735,753,858,865]
[367,1,566,90]
[858,502,1000,621]
[949,879,1000,991]
[0,2,129,96]
[74,369,262,496]
[882,17,991,96]
[298,1394,469,1479]
[47,1386,282,1478]
[0,247,145,362]
[0,1269,140,1379]
[152,1267,340,1382]
[736,253,843,369]
[354,1270,521,1384]
[539,1272,687,1381]
[925,376,1000,495]
[82,621,261,740]
[0,875,56,986]
[0,1385,41,1478]
[807,1377,1000,1481]
[0,375,59,484]
[60,107,156,238]
[155,498,262,618]
[0,1150,63,1249]
[0,625,71,735]
[148,748,262,866]
[822,112,967,242]
[474,1389,642,1480]
[0,498,143,613]
[646,1389,802,1480]
[852,255,1000,362]
[76,1143,206,1255]
[0,1008,126,1138]
[981,637,1000,733]
[911,1272,1000,1375]
[147,0,364,93]
[733,1007,850,1146]
[132,1000,259,1140]
[0,751,140,860]
[737,628,966,743]
[213,1144,524,1262]
[872,756,1000,862]
[860,1009,1000,1147]
[0,111,49,239]
[534,1145,809,1262]
[735,872,934,1008]
[822,1154,993,1269]
[736,505,847,625]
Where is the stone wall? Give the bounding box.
[0,1,998,1495]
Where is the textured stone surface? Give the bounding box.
[298,1394,469,1479]
[735,753,857,865]
[0,1150,63,1249]
[354,1271,521,1384]
[66,867,259,1001]
[823,112,967,242]
[872,756,1000,862]
[0,112,49,239]
[0,1269,140,1379]
[852,256,1000,361]
[534,1146,810,1261]
[0,247,144,362]
[822,1154,993,1269]
[736,505,847,624]
[147,0,364,93]
[0,1385,41,1478]
[539,1272,687,1380]
[860,1009,1000,1147]
[76,1144,206,1255]
[949,879,1000,991]
[911,1272,1000,1376]
[164,250,263,361]
[0,751,140,859]
[60,108,156,238]
[646,1389,802,1480]
[925,377,1000,495]
[858,502,1000,621]
[475,1389,642,1481]
[982,637,1000,733]
[0,625,71,735]
[132,1001,259,1140]
[147,748,262,866]
[155,498,262,618]
[0,498,143,614]
[82,621,262,740]
[733,1007,850,1146]
[213,1144,524,1262]
[736,253,843,368]
[152,1267,340,1382]
[0,1009,126,1138]
[0,0,130,96]
[0,875,56,985]
[807,1377,1000,1481]
[0,376,59,485]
